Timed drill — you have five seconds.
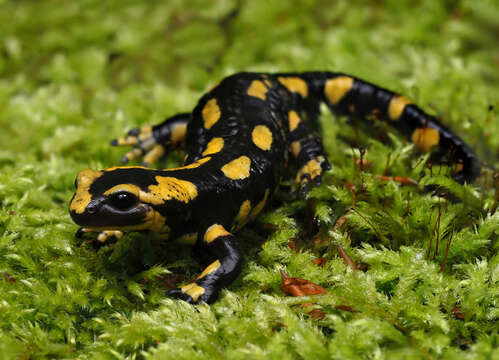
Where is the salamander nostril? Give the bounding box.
[87,201,99,214]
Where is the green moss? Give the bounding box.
[0,0,498,358]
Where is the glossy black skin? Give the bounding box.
[70,71,481,304]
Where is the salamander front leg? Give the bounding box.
[167,224,243,304]
[111,113,190,166]
[75,227,123,247]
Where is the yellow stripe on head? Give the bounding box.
[70,170,103,214]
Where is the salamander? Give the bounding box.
[69,72,481,304]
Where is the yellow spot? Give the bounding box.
[165,157,211,171]
[202,137,224,156]
[181,283,205,302]
[221,156,251,180]
[249,189,270,221]
[233,200,251,231]
[288,110,301,131]
[171,123,188,144]
[324,76,354,105]
[455,161,464,173]
[202,98,221,130]
[278,77,308,98]
[143,144,165,164]
[290,141,301,157]
[204,224,231,243]
[103,184,141,197]
[70,170,103,214]
[252,125,273,151]
[144,177,198,205]
[411,127,440,152]
[388,96,412,120]
[197,260,221,280]
[247,80,268,100]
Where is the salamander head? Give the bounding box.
[69,167,171,232]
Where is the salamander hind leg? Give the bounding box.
[111,113,190,167]
[287,110,331,196]
[167,224,243,304]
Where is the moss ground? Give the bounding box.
[0,0,498,359]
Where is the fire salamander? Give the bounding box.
[70,72,481,304]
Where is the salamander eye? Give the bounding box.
[109,191,138,210]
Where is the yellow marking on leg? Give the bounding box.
[202,137,224,156]
[290,141,301,157]
[233,200,251,231]
[324,76,354,105]
[123,147,144,162]
[252,125,273,151]
[388,96,412,120]
[197,260,221,280]
[288,110,301,131]
[181,283,205,302]
[455,160,464,173]
[221,156,251,180]
[116,136,138,146]
[411,127,440,152]
[247,80,268,100]
[70,170,103,214]
[97,230,123,243]
[143,144,165,164]
[171,123,188,144]
[204,224,231,243]
[250,189,270,220]
[202,98,221,130]
[296,158,322,182]
[277,77,308,98]
[144,177,198,205]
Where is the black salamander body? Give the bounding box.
[70,72,480,303]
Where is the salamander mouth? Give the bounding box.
[70,199,151,228]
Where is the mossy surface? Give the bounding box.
[1,1,498,358]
